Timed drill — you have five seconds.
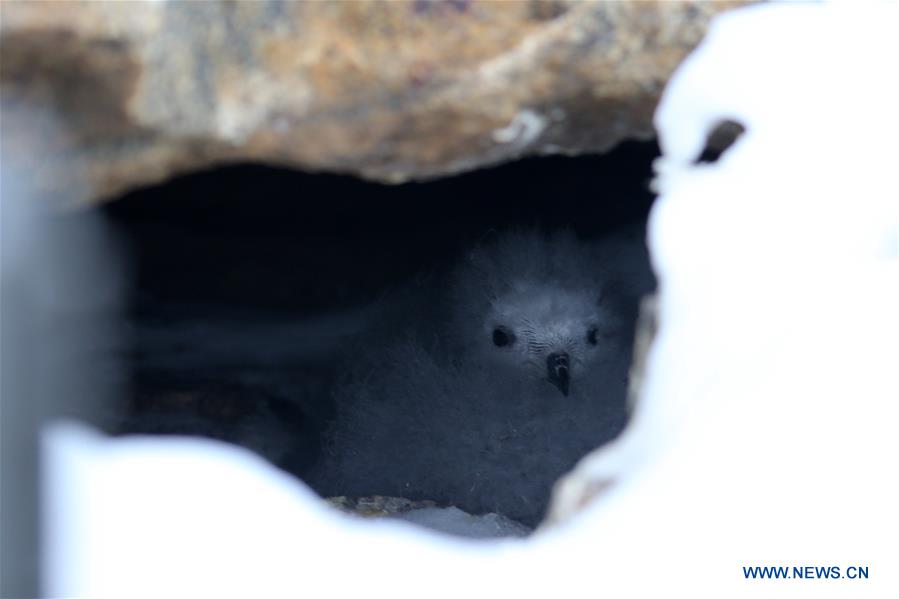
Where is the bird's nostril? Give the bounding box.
[546,352,570,396]
[547,352,569,373]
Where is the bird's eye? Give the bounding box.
[492,327,514,347]
[587,327,599,345]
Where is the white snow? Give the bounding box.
[26,2,899,597]
[491,109,548,145]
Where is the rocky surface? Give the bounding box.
[327,496,532,538]
[1,0,746,206]
[326,495,438,517]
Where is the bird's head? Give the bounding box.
[482,284,615,396]
[449,229,625,398]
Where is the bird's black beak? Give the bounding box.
[546,352,570,397]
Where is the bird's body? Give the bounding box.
[307,227,653,527]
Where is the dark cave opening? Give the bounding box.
[100,140,659,533]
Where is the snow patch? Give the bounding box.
[491,109,547,146]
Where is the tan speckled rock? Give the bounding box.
[0,0,747,205]
[325,495,437,518]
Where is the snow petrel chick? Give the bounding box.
[307,227,653,528]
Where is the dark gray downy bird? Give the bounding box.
[307,226,654,528]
